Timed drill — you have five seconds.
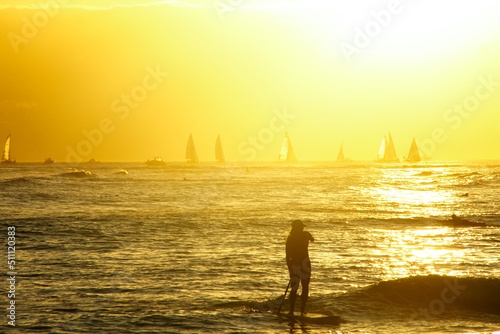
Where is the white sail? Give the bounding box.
[336,141,345,161]
[407,137,421,162]
[377,137,387,161]
[2,135,11,161]
[386,132,398,161]
[377,132,399,162]
[278,132,297,162]
[215,134,225,163]
[185,133,199,163]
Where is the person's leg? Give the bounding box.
[299,258,312,315]
[289,275,300,315]
[300,278,310,315]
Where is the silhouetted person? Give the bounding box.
[286,220,314,315]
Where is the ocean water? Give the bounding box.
[1,161,500,333]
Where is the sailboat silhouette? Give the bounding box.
[1,134,15,164]
[278,132,297,162]
[215,134,225,163]
[186,133,199,163]
[376,132,399,162]
[336,141,351,162]
[405,138,421,162]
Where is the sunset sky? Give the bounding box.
[1,0,499,162]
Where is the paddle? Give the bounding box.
[277,279,291,315]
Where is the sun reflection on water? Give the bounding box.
[371,228,472,280]
[366,171,461,217]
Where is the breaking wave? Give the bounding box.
[58,169,94,178]
[346,275,500,315]
[229,275,500,319]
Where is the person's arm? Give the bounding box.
[285,238,293,271]
[306,231,315,242]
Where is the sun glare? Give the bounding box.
[374,228,473,279]
[330,0,500,63]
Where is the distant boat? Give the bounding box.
[405,138,421,163]
[186,133,199,163]
[376,132,399,162]
[44,158,55,165]
[336,141,351,162]
[146,157,166,166]
[1,134,15,164]
[278,132,297,162]
[215,134,225,163]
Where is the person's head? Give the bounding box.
[291,219,305,232]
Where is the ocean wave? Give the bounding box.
[442,171,482,179]
[415,171,434,176]
[52,308,80,313]
[113,169,129,175]
[77,287,136,294]
[58,168,95,178]
[236,275,500,319]
[348,217,441,227]
[132,314,220,331]
[0,176,40,186]
[336,275,500,317]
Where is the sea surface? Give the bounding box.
[1,161,500,334]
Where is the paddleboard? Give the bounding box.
[278,313,342,325]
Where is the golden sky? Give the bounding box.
[1,0,499,162]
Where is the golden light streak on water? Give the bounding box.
[371,228,474,280]
[365,168,464,217]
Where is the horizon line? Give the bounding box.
[4,159,500,164]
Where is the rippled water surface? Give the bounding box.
[1,161,499,333]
